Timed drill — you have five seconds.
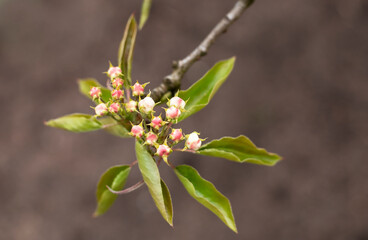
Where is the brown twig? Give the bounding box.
[151,0,255,102]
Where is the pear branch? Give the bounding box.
[151,0,255,102]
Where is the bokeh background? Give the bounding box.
[1,0,367,239]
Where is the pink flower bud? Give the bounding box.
[95,103,108,116]
[107,66,122,79]
[185,132,202,150]
[169,96,185,110]
[112,78,124,89]
[145,132,158,145]
[166,106,181,120]
[132,82,145,96]
[151,116,163,129]
[111,89,124,100]
[90,87,101,100]
[109,103,120,113]
[157,144,172,157]
[125,100,137,112]
[131,125,144,138]
[170,129,183,142]
[138,97,155,114]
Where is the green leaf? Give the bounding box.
[118,15,137,84]
[78,78,112,103]
[45,113,102,132]
[160,179,173,225]
[99,117,130,138]
[198,135,281,166]
[174,165,237,233]
[139,0,152,30]
[177,57,235,122]
[135,141,173,226]
[94,165,131,217]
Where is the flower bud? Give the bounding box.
[112,78,124,89]
[107,66,122,79]
[150,115,164,129]
[125,100,137,112]
[145,132,158,145]
[90,87,101,100]
[111,89,124,100]
[166,106,181,120]
[185,132,202,150]
[170,128,184,142]
[131,125,144,138]
[132,82,145,97]
[109,102,120,113]
[138,97,155,114]
[95,103,108,116]
[169,96,185,110]
[156,144,172,158]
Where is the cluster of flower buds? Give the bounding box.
[90,64,205,165]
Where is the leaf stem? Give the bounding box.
[102,123,119,129]
[107,180,145,195]
[172,148,197,153]
[126,87,131,102]
[130,160,138,167]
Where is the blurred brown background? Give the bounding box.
[1,0,367,239]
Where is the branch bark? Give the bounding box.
[151,0,255,102]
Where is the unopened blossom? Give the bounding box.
[166,106,181,120]
[112,78,124,89]
[125,100,137,112]
[169,96,185,110]
[145,132,158,145]
[130,125,144,138]
[151,115,164,129]
[89,87,101,100]
[138,97,155,114]
[157,144,172,158]
[185,132,202,150]
[132,82,145,97]
[107,66,122,79]
[170,128,184,142]
[95,103,108,116]
[112,89,124,100]
[109,102,120,113]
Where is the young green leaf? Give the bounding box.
[99,117,130,138]
[174,165,237,233]
[135,141,173,226]
[45,113,102,132]
[139,0,152,30]
[94,165,131,217]
[78,78,112,103]
[160,179,173,225]
[118,15,137,84]
[198,135,281,166]
[177,57,235,122]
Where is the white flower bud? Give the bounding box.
[138,97,155,114]
[169,96,185,110]
[95,103,108,116]
[185,132,202,150]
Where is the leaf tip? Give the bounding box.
[231,224,238,234]
[92,211,100,218]
[44,120,54,127]
[138,23,144,30]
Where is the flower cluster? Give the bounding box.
[90,65,205,164]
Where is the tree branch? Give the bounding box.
[151,0,255,102]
